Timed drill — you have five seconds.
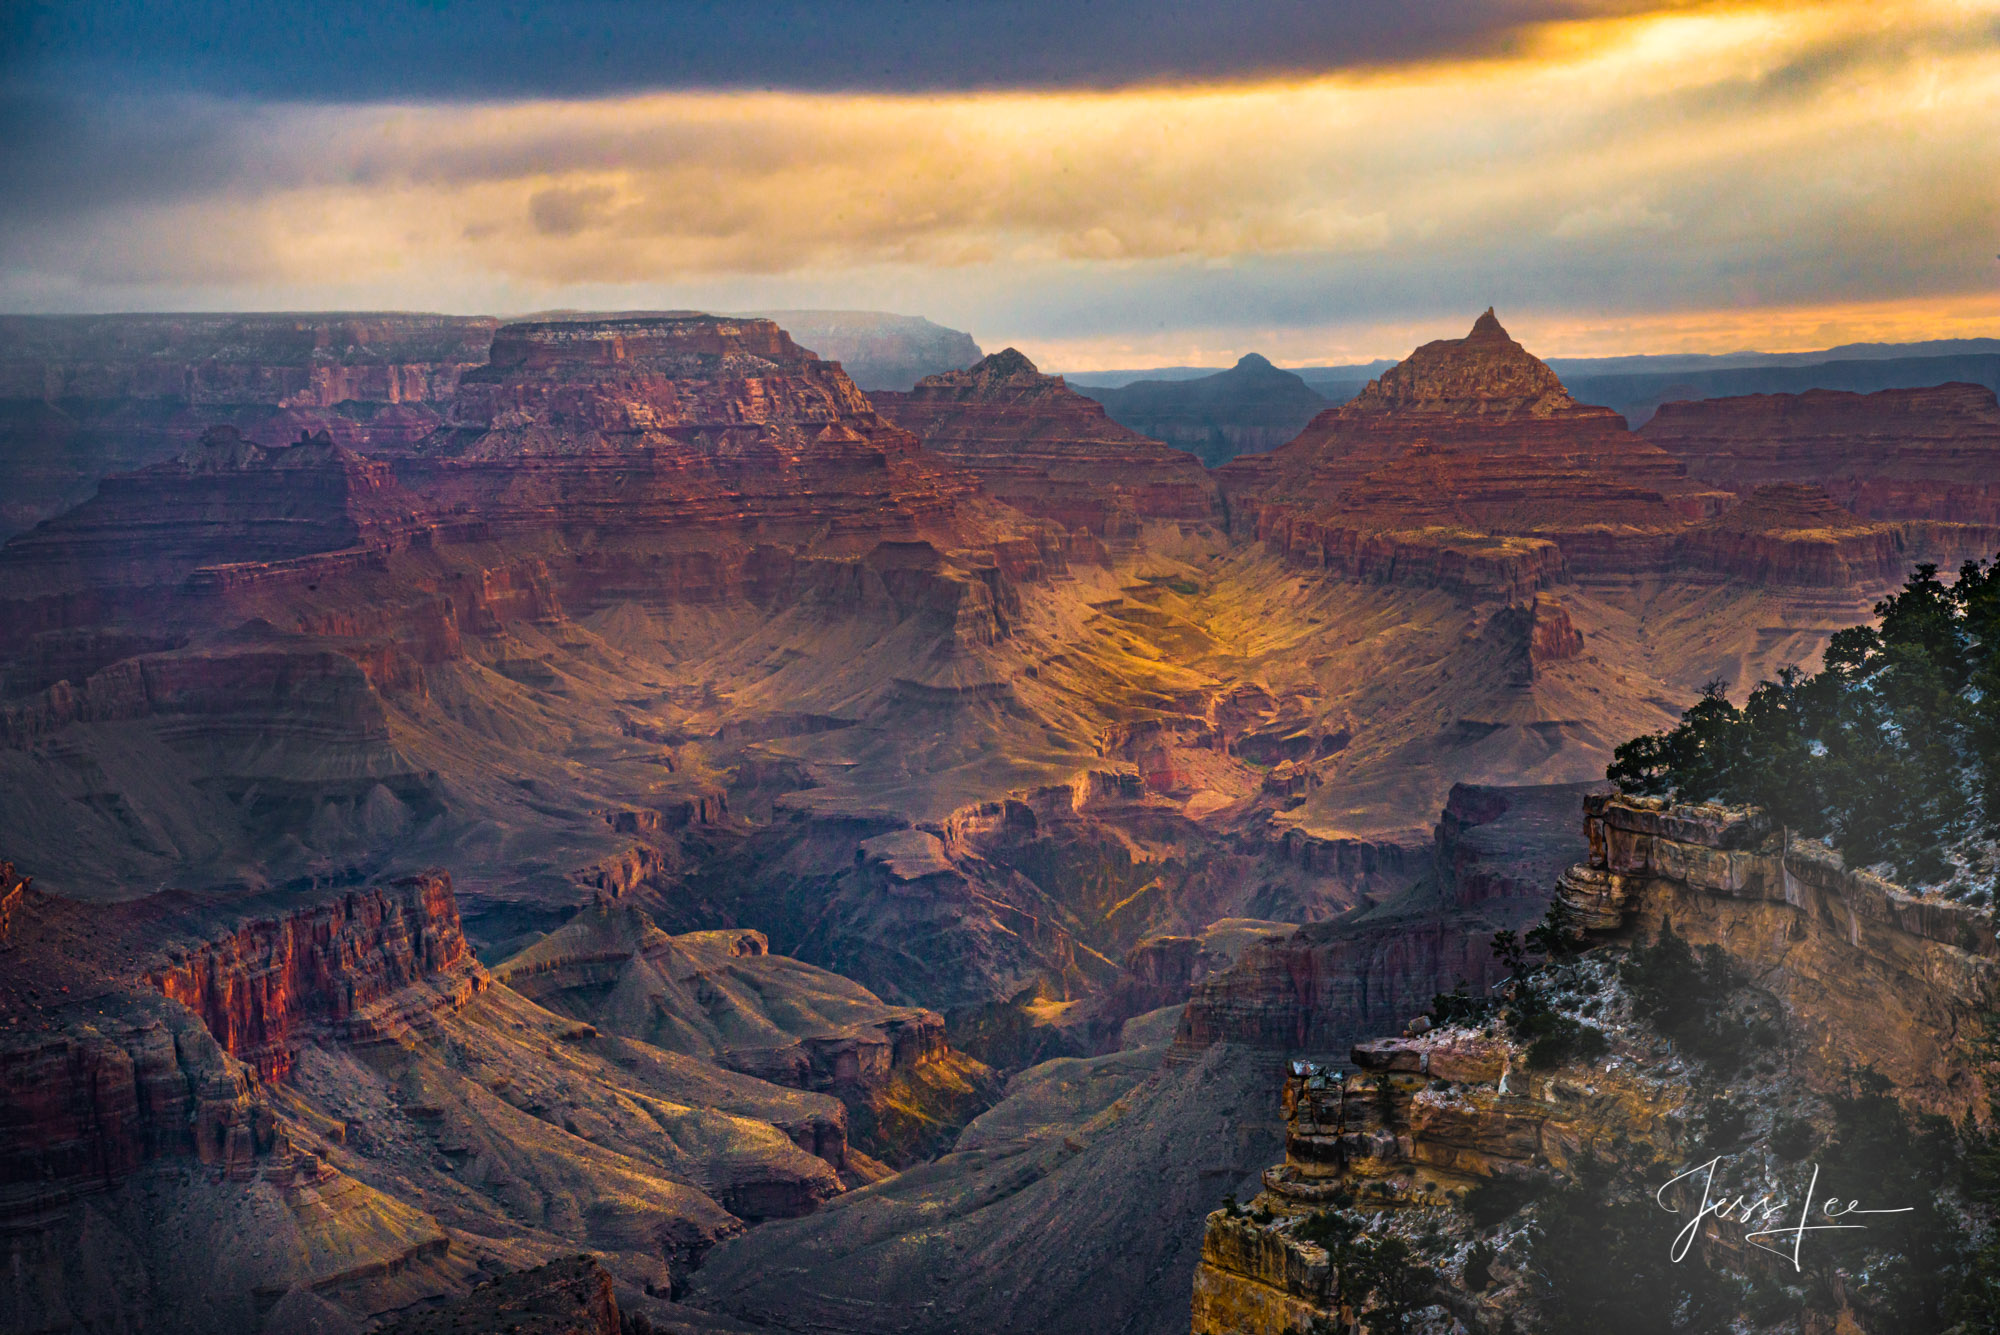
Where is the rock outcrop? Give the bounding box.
[0,313,496,538]
[1191,789,2000,1333]
[148,873,482,1082]
[872,347,1221,536]
[494,904,996,1165]
[1217,311,1733,595]
[1188,1021,1685,1335]
[1667,482,1951,589]
[400,317,1018,617]
[1176,783,1597,1055]
[1557,794,1998,1117]
[0,426,426,623]
[1642,382,2000,525]
[0,866,879,1334]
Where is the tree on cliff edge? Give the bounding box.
[1608,557,2000,888]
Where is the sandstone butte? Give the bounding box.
[1642,380,2000,526]
[872,346,1223,537]
[1216,309,1999,600]
[0,310,987,540]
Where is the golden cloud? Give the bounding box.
[5,0,1994,360]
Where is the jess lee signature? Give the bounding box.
[1655,1157,1913,1270]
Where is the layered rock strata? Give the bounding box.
[1216,310,1722,595]
[0,313,496,538]
[493,904,996,1165]
[0,867,884,1334]
[1642,382,2000,525]
[0,426,429,639]
[0,315,1058,915]
[1191,790,2000,1333]
[1556,794,1999,1117]
[872,347,1221,536]
[148,873,482,1082]
[1188,1024,1685,1335]
[1672,483,1910,587]
[1212,311,2000,597]
[1176,783,1597,1055]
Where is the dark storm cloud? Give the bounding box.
[0,91,261,225]
[4,0,1687,99]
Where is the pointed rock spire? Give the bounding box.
[1342,309,1576,418]
[972,347,1039,378]
[1467,308,1509,342]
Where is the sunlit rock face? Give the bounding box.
[0,871,859,1333]
[1218,311,2000,598]
[1191,791,2000,1335]
[873,347,1222,537]
[1216,310,1724,595]
[1559,794,1999,1118]
[1642,381,2000,526]
[442,317,892,453]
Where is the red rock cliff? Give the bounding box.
[1216,311,1726,593]
[873,347,1222,536]
[1642,382,2000,525]
[148,872,485,1082]
[0,872,482,1220]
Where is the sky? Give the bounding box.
[2,0,1997,369]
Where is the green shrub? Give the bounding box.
[1462,1241,1497,1293]
[1609,558,2000,883]
[1622,921,1759,1074]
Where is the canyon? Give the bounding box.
[2,306,1995,1334]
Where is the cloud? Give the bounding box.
[1552,198,1675,239]
[1,0,1993,363]
[528,184,617,238]
[8,0,1718,99]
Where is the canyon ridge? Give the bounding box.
[2,308,1995,1335]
